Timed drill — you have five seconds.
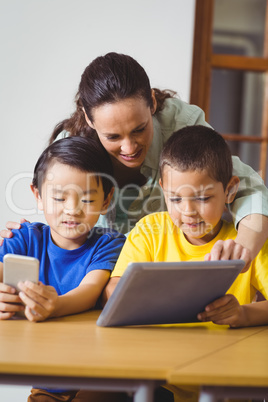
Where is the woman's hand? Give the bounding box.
[235,215,268,267]
[205,239,251,272]
[0,219,29,246]
[197,294,247,327]
[18,281,58,322]
[0,283,24,319]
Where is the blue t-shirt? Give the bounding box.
[0,222,126,294]
[0,222,125,393]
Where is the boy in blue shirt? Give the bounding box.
[0,136,125,322]
[0,136,127,402]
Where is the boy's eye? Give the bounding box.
[82,199,94,204]
[170,197,182,203]
[196,196,210,202]
[53,197,65,202]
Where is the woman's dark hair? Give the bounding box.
[33,136,114,199]
[160,125,233,190]
[49,52,176,144]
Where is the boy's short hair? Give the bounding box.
[32,137,114,199]
[160,125,233,189]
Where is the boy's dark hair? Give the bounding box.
[160,125,233,189]
[32,137,114,199]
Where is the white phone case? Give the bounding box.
[3,254,39,291]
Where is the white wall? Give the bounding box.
[0,0,195,398]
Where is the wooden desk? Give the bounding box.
[168,326,268,401]
[0,311,267,402]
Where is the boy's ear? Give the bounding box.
[159,178,163,190]
[225,176,240,204]
[100,187,114,216]
[82,107,94,129]
[30,184,44,211]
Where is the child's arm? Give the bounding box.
[18,269,110,322]
[197,294,268,327]
[0,262,25,319]
[101,276,120,306]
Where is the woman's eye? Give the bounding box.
[106,135,120,141]
[133,127,145,134]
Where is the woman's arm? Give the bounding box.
[236,214,268,260]
[206,215,268,272]
[231,156,268,228]
[0,219,28,246]
[220,156,268,268]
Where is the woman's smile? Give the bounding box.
[120,148,143,161]
[88,97,155,169]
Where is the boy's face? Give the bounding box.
[32,162,112,250]
[160,166,236,245]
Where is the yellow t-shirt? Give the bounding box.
[112,212,268,304]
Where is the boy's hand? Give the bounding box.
[0,283,25,319]
[18,281,58,322]
[197,294,247,327]
[0,219,28,246]
[204,239,251,272]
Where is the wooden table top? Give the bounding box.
[168,326,268,387]
[0,310,265,383]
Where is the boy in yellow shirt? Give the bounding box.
[107,125,268,328]
[103,125,268,402]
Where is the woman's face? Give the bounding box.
[85,96,156,169]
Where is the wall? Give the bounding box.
[0,0,196,399]
[0,0,196,231]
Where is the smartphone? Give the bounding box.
[3,254,39,292]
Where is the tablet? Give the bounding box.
[97,260,245,327]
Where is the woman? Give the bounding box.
[3,52,268,267]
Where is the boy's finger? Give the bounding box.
[0,301,24,312]
[18,281,41,296]
[204,295,231,312]
[19,292,43,313]
[0,311,16,320]
[24,306,43,322]
[0,293,22,303]
[0,283,17,293]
